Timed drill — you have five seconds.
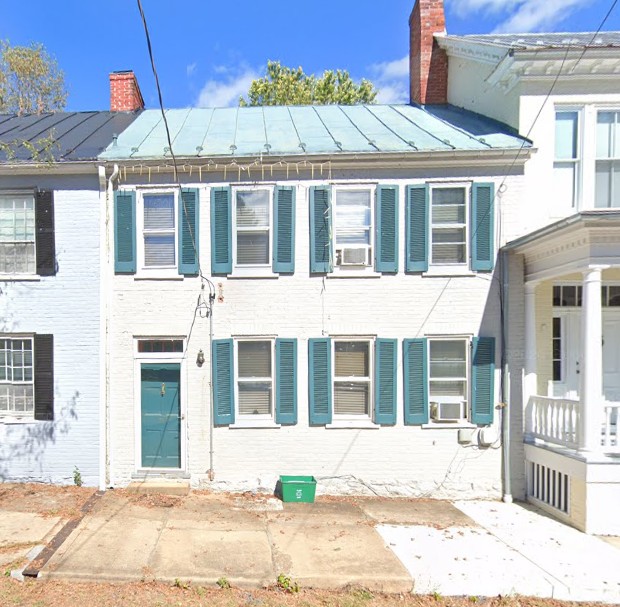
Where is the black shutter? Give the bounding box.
[34,334,54,421]
[35,191,56,276]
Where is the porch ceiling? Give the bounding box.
[505,211,620,282]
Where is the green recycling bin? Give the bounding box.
[279,475,317,503]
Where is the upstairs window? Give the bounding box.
[554,111,580,209]
[142,193,176,268]
[333,188,373,268]
[0,194,36,274]
[235,189,271,267]
[430,187,467,265]
[596,111,620,208]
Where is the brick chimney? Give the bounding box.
[109,71,145,112]
[409,0,448,105]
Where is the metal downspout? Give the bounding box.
[501,248,513,503]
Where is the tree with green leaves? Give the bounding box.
[0,41,67,115]
[240,61,377,106]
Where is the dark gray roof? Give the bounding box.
[0,111,141,162]
[457,32,620,50]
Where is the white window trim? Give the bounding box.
[595,108,620,209]
[232,186,273,274]
[428,183,470,269]
[135,189,179,278]
[332,337,374,422]
[0,192,37,278]
[0,334,35,421]
[553,107,583,211]
[234,338,276,423]
[133,339,186,473]
[426,335,471,426]
[332,184,376,275]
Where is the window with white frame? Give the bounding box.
[334,187,373,268]
[552,317,563,382]
[554,111,580,209]
[236,340,274,417]
[0,194,36,274]
[234,189,271,267]
[333,340,372,416]
[141,192,177,269]
[0,337,34,417]
[596,111,620,208]
[430,186,467,265]
[429,339,468,422]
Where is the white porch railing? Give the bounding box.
[526,396,620,454]
[603,404,620,453]
[526,396,579,449]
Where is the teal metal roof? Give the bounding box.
[99,104,530,161]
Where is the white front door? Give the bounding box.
[603,314,620,401]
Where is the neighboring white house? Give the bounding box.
[420,1,620,533]
[0,109,139,486]
[99,71,531,496]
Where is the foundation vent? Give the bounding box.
[528,462,569,513]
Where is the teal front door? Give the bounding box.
[141,364,181,468]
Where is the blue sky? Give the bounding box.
[2,0,619,111]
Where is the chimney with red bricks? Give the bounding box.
[109,71,145,112]
[409,0,448,105]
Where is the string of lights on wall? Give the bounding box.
[118,158,334,183]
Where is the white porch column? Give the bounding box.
[524,283,538,412]
[579,266,605,452]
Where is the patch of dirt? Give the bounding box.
[123,492,183,509]
[0,484,96,519]
[0,578,606,607]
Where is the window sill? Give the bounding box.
[134,273,185,281]
[0,416,37,424]
[230,420,281,429]
[229,269,279,279]
[326,420,380,429]
[423,267,475,278]
[328,270,382,279]
[422,421,476,429]
[0,274,41,282]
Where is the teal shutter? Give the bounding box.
[212,339,234,426]
[114,191,136,273]
[405,185,429,273]
[276,338,297,425]
[403,338,428,424]
[471,337,495,425]
[273,186,295,273]
[376,185,399,273]
[210,187,232,274]
[308,338,332,425]
[374,339,397,425]
[309,186,333,273]
[471,183,495,272]
[178,188,199,276]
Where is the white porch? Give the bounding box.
[507,211,620,535]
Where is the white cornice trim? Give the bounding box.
[438,36,508,65]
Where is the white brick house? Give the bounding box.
[99,99,531,496]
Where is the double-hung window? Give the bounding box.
[0,337,34,417]
[428,339,468,422]
[141,192,177,269]
[554,111,580,209]
[237,340,274,418]
[333,188,373,268]
[430,186,467,265]
[0,194,36,275]
[596,111,620,208]
[334,340,371,417]
[234,189,271,268]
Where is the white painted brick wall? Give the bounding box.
[108,170,524,497]
[0,183,100,486]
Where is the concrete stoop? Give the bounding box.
[125,480,191,496]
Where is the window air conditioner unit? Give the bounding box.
[430,398,466,422]
[339,247,368,266]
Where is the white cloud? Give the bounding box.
[368,55,409,104]
[196,67,260,108]
[447,0,594,33]
[186,62,197,77]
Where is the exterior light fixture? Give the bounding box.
[196,349,205,367]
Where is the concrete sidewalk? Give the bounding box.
[3,489,617,602]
